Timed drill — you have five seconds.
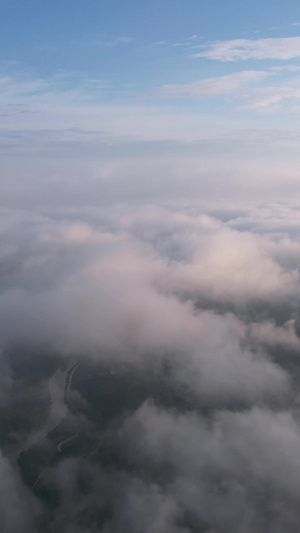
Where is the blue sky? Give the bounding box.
[2,0,300,205]
[3,0,300,92]
[1,0,300,90]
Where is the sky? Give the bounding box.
[2,0,300,206]
[4,3,300,532]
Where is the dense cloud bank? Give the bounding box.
[2,202,300,531]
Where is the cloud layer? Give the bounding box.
[2,201,300,531]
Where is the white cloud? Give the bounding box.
[149,70,270,98]
[149,69,300,111]
[161,222,299,302]
[193,37,300,61]
[1,204,296,404]
[239,77,300,109]
[269,65,300,71]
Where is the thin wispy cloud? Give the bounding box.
[154,35,201,48]
[148,69,300,111]
[240,79,300,110]
[92,36,132,47]
[148,70,270,98]
[193,37,300,61]
[73,35,132,48]
[269,65,300,71]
